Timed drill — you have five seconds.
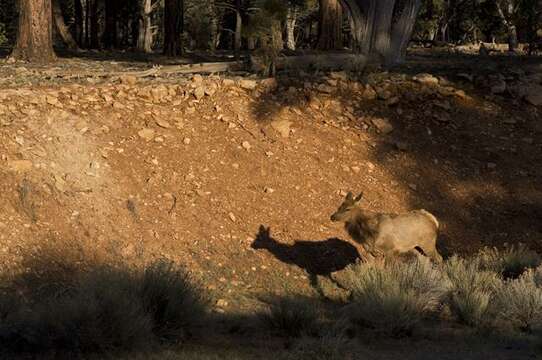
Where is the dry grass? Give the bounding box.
[0,257,206,356]
[444,256,501,327]
[476,244,541,279]
[344,258,449,336]
[257,296,321,337]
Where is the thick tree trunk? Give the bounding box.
[390,0,421,63]
[74,0,83,45]
[372,0,396,61]
[496,2,518,52]
[103,0,118,49]
[163,0,183,56]
[11,0,55,62]
[52,0,79,50]
[286,8,297,51]
[137,0,154,53]
[318,0,343,50]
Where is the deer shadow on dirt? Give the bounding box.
[251,225,359,296]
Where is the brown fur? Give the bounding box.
[331,192,443,263]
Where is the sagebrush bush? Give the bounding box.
[0,260,206,355]
[445,256,501,327]
[476,244,540,279]
[140,260,207,342]
[344,258,449,336]
[493,269,542,332]
[258,296,320,337]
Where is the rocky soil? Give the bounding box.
[0,51,541,314]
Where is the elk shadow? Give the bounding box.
[251,225,359,296]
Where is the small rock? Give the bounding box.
[228,212,236,222]
[371,117,394,134]
[155,119,171,129]
[183,137,191,145]
[242,141,251,150]
[260,78,278,91]
[138,128,155,141]
[193,87,205,100]
[525,92,542,106]
[270,119,292,138]
[119,75,137,86]
[215,299,228,308]
[239,79,257,90]
[264,187,275,194]
[7,160,33,172]
[413,73,439,86]
[362,85,377,100]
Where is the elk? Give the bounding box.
[331,192,443,263]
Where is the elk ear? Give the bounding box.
[354,192,363,202]
[345,192,353,201]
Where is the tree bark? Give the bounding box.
[286,7,297,51]
[11,0,55,62]
[137,0,155,53]
[89,0,99,49]
[103,0,118,49]
[318,0,343,50]
[372,0,396,61]
[234,0,242,60]
[52,0,79,50]
[390,0,421,63]
[74,0,83,45]
[163,0,183,56]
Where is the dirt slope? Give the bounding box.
[0,54,541,312]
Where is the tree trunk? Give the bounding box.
[85,0,90,47]
[390,0,421,64]
[318,0,343,50]
[372,0,396,61]
[496,1,518,52]
[74,0,83,45]
[90,0,99,49]
[11,0,55,62]
[286,7,297,51]
[52,0,79,50]
[234,0,242,60]
[163,0,183,56]
[103,0,118,49]
[138,0,154,53]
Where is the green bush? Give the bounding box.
[476,244,540,279]
[258,296,320,338]
[344,258,449,336]
[493,269,542,332]
[445,256,501,327]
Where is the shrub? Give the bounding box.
[140,260,207,342]
[444,256,501,327]
[284,333,349,360]
[0,260,206,355]
[344,258,449,336]
[493,269,542,332]
[258,296,320,338]
[476,244,540,279]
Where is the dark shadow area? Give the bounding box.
[251,225,359,295]
[249,50,542,255]
[251,225,359,276]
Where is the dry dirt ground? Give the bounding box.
[0,50,541,358]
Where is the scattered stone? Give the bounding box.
[371,117,394,134]
[216,299,228,308]
[351,166,361,173]
[138,128,155,141]
[183,137,191,145]
[119,74,137,86]
[413,73,439,85]
[228,212,236,222]
[7,160,33,172]
[193,87,205,100]
[242,141,251,150]
[264,187,275,194]
[270,119,292,138]
[239,79,257,90]
[155,119,171,129]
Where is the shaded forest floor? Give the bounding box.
[0,49,541,358]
